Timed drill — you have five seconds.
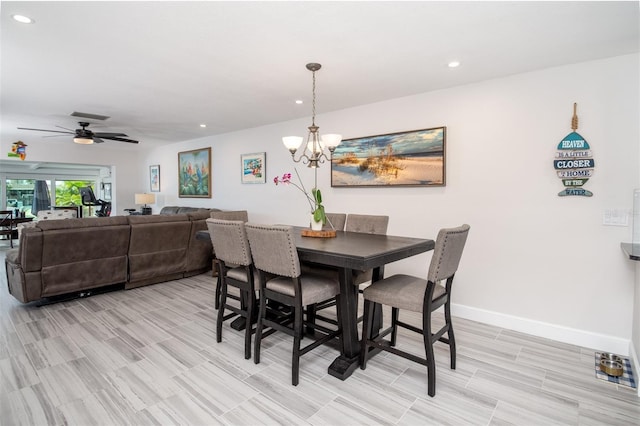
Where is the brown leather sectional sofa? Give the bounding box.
[5,209,216,303]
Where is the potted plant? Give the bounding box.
[274,170,326,229]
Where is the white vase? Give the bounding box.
[310,214,323,231]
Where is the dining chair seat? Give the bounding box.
[363,274,446,313]
[360,223,470,398]
[266,274,339,306]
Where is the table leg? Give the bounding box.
[370,266,385,336]
[328,265,387,380]
[328,268,360,380]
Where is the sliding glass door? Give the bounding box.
[4,178,95,218]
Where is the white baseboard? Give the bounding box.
[630,342,640,397]
[452,303,630,355]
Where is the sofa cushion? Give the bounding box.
[5,248,19,264]
[160,206,221,215]
[127,214,192,286]
[38,217,131,297]
[37,216,128,230]
[159,206,181,215]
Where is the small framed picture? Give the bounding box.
[103,183,112,200]
[150,164,160,192]
[241,152,266,184]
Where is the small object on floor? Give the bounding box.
[599,352,623,376]
[595,352,636,389]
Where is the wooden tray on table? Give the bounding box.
[301,229,337,238]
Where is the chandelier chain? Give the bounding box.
[311,70,316,127]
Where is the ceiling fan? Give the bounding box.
[18,121,139,144]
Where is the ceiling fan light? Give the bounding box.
[73,137,93,145]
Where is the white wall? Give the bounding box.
[143,54,639,353]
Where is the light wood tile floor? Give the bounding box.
[1,252,639,425]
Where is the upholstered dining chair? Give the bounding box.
[314,213,389,315]
[245,223,342,386]
[206,218,257,359]
[0,210,16,248]
[360,224,470,397]
[346,214,389,285]
[323,212,347,231]
[210,210,249,308]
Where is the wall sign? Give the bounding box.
[554,103,594,197]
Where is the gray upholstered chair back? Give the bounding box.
[324,213,347,231]
[245,223,300,278]
[346,214,389,235]
[427,224,470,283]
[206,219,252,266]
[210,210,249,222]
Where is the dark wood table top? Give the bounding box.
[197,227,435,269]
[1,217,33,225]
[293,227,434,271]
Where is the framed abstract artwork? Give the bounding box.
[150,164,160,192]
[178,147,211,198]
[331,127,446,187]
[241,152,266,184]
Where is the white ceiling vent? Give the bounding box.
[71,111,110,121]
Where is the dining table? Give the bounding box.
[0,216,33,239]
[196,226,435,380]
[292,228,434,379]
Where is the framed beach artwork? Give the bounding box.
[241,152,266,184]
[331,127,446,187]
[150,164,160,192]
[178,147,212,198]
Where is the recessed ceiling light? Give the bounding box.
[200,124,207,128]
[295,100,303,105]
[448,61,460,68]
[12,14,34,24]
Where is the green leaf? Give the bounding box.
[312,188,323,204]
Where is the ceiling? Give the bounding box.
[1,1,638,150]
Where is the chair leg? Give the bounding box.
[444,296,456,370]
[306,303,316,336]
[254,291,266,364]
[423,307,436,397]
[360,299,373,369]
[390,307,399,346]
[214,271,222,310]
[292,304,303,386]
[216,280,227,343]
[244,288,254,360]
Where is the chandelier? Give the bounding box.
[282,63,342,168]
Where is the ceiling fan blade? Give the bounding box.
[102,136,139,144]
[94,132,128,137]
[55,125,75,131]
[93,137,105,144]
[17,127,74,134]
